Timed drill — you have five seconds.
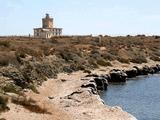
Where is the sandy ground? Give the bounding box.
[1,60,159,120]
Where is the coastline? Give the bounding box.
[1,60,160,120]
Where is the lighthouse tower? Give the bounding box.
[42,14,53,28]
[34,13,62,38]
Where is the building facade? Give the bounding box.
[34,14,62,38]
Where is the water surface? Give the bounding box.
[101,74,160,120]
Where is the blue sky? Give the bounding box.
[0,0,160,36]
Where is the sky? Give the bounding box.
[0,0,160,36]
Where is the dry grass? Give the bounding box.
[0,35,160,67]
[11,95,51,114]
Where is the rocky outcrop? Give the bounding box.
[81,81,97,94]
[125,68,137,78]
[109,69,127,82]
[84,73,108,91]
[94,77,108,90]
[84,64,160,91]
[133,65,157,75]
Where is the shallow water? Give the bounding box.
[100,74,160,120]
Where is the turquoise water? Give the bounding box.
[101,74,160,120]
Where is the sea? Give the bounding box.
[100,73,160,120]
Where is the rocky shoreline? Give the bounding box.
[1,61,160,120]
[84,64,160,92]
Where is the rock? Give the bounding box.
[100,74,111,82]
[83,69,92,74]
[109,70,127,82]
[48,96,54,99]
[82,75,108,91]
[142,65,150,75]
[81,82,97,89]
[81,82,97,94]
[125,68,137,78]
[156,64,160,71]
[61,79,67,82]
[133,66,148,75]
[148,67,155,74]
[85,74,99,78]
[129,65,160,77]
[94,77,108,90]
[150,65,160,73]
[133,66,141,75]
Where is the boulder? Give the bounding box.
[100,74,111,82]
[133,66,148,75]
[142,65,150,75]
[94,77,108,90]
[133,66,141,75]
[150,66,159,74]
[156,64,160,71]
[125,68,137,78]
[109,70,127,83]
[81,82,97,94]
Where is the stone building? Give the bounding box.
[34,14,62,38]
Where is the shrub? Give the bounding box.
[118,57,130,64]
[15,47,42,59]
[2,83,22,95]
[150,55,160,61]
[63,66,73,73]
[0,94,9,112]
[0,53,19,66]
[88,58,99,68]
[154,36,160,39]
[102,53,117,61]
[130,55,147,64]
[50,38,58,44]
[97,59,112,66]
[0,57,9,66]
[28,84,39,94]
[59,50,77,62]
[0,41,10,47]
